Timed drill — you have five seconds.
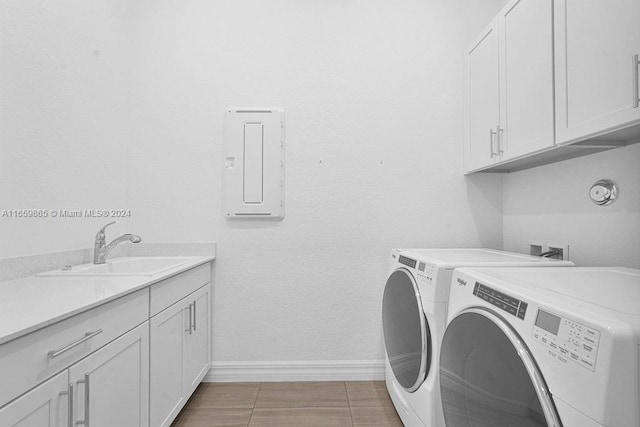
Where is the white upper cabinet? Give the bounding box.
[499,0,554,158]
[555,0,640,144]
[465,0,640,173]
[465,0,555,173]
[465,19,501,171]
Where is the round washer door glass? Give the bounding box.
[382,269,431,392]
[440,310,561,427]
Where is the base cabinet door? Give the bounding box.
[0,371,70,427]
[150,299,189,427]
[150,283,211,427]
[184,285,211,397]
[555,0,640,144]
[69,322,149,427]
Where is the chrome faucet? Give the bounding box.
[94,221,142,264]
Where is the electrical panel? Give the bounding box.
[223,109,284,220]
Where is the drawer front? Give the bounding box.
[0,288,149,408]
[150,263,211,316]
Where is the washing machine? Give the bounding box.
[381,249,574,427]
[441,267,640,427]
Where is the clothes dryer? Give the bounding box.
[381,249,573,427]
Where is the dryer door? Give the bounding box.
[439,308,562,427]
[382,269,431,393]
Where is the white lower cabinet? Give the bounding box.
[0,262,212,427]
[0,371,70,427]
[0,322,149,427]
[149,299,188,427]
[150,284,211,427]
[70,322,149,427]
[184,286,211,396]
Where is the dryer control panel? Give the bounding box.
[532,309,600,372]
[398,255,434,284]
[416,261,434,283]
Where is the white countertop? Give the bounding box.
[0,256,215,345]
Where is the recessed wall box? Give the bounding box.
[589,179,618,206]
[529,242,544,257]
[223,108,285,220]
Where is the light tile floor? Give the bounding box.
[171,381,403,427]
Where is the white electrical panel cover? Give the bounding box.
[223,108,284,220]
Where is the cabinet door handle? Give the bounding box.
[633,54,639,108]
[497,126,504,155]
[192,300,197,332]
[48,330,103,358]
[85,374,90,427]
[68,383,74,427]
[76,374,90,426]
[185,303,193,334]
[489,128,497,157]
[60,383,74,427]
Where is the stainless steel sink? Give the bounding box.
[37,257,194,277]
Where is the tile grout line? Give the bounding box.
[344,381,356,427]
[246,382,263,426]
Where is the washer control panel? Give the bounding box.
[473,282,528,320]
[532,309,600,372]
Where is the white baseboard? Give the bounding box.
[203,360,385,382]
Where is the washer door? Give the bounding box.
[382,269,431,392]
[439,309,562,427]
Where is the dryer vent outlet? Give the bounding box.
[529,242,544,257]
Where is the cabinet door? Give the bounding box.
[465,19,501,172]
[555,0,640,144]
[184,284,211,397]
[150,299,189,427]
[69,322,149,427]
[0,371,69,427]
[499,0,554,159]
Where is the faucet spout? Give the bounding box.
[93,222,142,264]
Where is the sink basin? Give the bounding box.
[37,257,195,277]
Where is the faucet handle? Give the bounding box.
[95,221,116,241]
